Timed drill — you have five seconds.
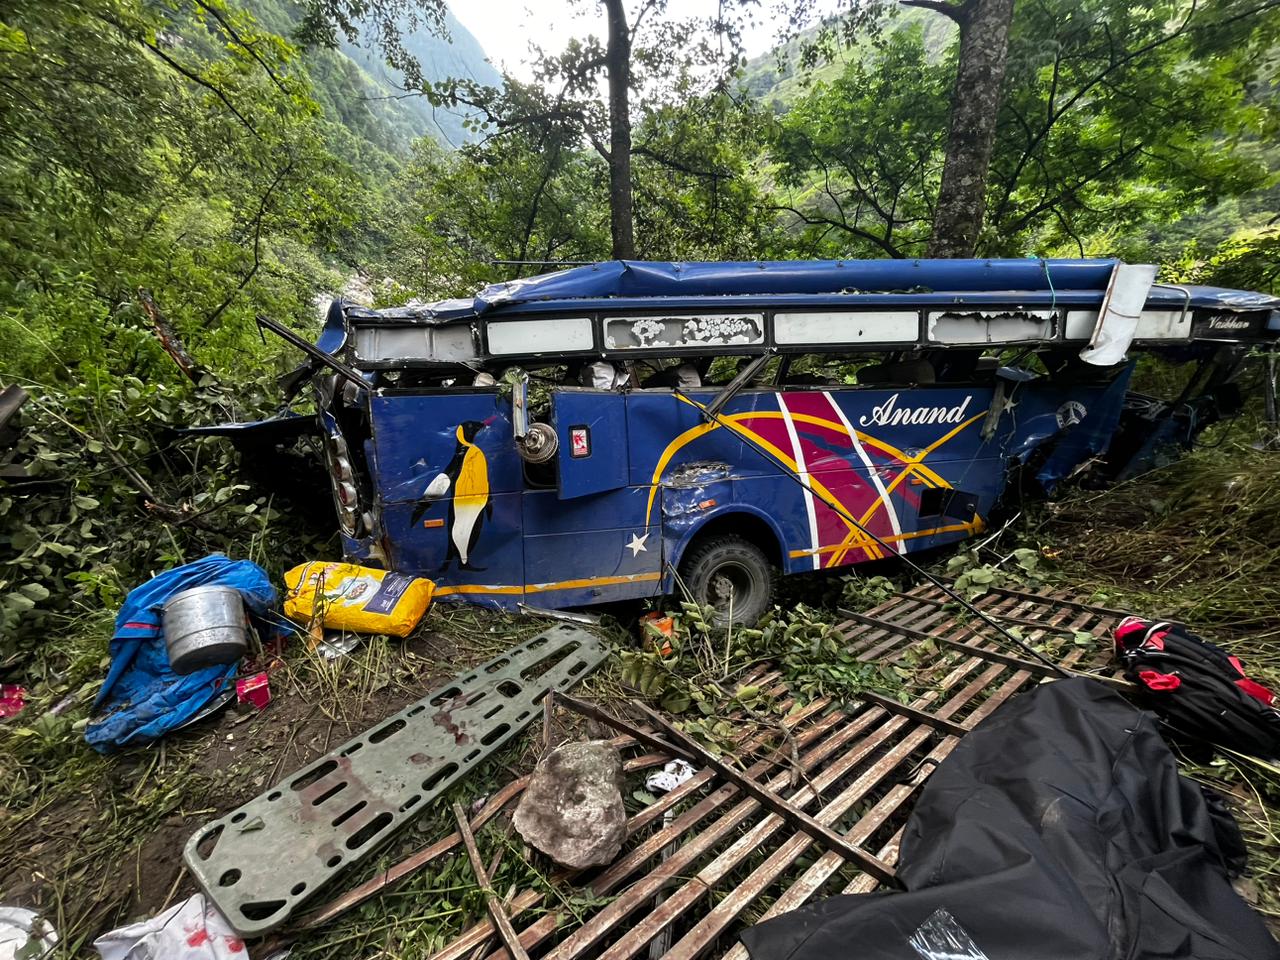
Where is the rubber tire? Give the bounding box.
[679,535,775,628]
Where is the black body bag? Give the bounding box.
[738,678,1278,960]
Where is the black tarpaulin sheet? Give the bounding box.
[739,678,1279,960]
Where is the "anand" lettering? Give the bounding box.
[858,393,973,427]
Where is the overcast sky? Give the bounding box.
[451,1,840,83]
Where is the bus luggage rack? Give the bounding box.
[415,585,1125,960]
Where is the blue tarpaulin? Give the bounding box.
[85,555,279,752]
[346,259,1280,326]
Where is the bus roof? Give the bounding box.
[346,259,1280,325]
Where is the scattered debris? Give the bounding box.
[235,673,271,711]
[282,561,433,638]
[517,603,602,626]
[314,633,360,660]
[93,893,246,960]
[513,739,627,869]
[85,555,280,752]
[644,759,696,795]
[0,684,25,720]
[639,612,675,656]
[452,802,532,960]
[417,585,1121,960]
[0,906,56,960]
[185,625,609,936]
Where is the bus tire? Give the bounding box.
[680,535,775,627]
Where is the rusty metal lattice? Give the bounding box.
[303,586,1127,960]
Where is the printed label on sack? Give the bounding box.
[364,572,415,615]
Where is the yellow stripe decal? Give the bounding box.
[790,518,984,558]
[825,411,987,568]
[434,572,663,598]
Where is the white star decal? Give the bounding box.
[626,532,649,557]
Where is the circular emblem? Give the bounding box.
[1056,400,1087,429]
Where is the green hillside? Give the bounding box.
[740,6,957,111]
[247,1,500,153]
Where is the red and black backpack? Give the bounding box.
[1114,616,1280,760]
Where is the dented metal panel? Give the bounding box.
[185,626,608,937]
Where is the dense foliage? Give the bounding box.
[3,0,1280,663]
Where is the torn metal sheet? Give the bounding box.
[411,586,1121,960]
[927,310,1056,344]
[1079,262,1159,365]
[184,625,608,937]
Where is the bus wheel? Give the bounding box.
[680,535,775,627]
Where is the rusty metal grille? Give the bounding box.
[312,586,1129,960]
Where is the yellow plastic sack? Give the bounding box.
[283,562,434,638]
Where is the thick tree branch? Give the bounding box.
[901,0,968,24]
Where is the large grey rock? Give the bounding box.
[513,739,626,869]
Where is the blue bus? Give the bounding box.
[225,259,1280,625]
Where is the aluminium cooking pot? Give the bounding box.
[162,585,249,675]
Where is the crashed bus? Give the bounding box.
[214,259,1280,625]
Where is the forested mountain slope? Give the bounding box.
[244,0,499,153]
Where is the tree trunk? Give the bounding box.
[603,0,635,260]
[926,0,1015,258]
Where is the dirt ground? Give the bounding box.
[4,508,1280,956]
[0,610,557,956]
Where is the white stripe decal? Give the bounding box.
[824,391,904,555]
[778,394,821,571]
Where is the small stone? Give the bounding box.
[513,740,626,869]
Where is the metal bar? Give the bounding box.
[452,803,532,960]
[839,608,1063,679]
[255,313,367,389]
[706,353,771,418]
[623,699,899,886]
[855,689,970,737]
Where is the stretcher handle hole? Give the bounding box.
[368,718,406,744]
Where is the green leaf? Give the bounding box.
[18,583,50,602]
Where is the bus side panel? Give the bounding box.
[523,486,662,604]
[368,391,525,598]
[551,389,629,499]
[788,387,998,570]
[379,494,524,601]
[660,476,803,579]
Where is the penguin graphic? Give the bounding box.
[412,419,492,571]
